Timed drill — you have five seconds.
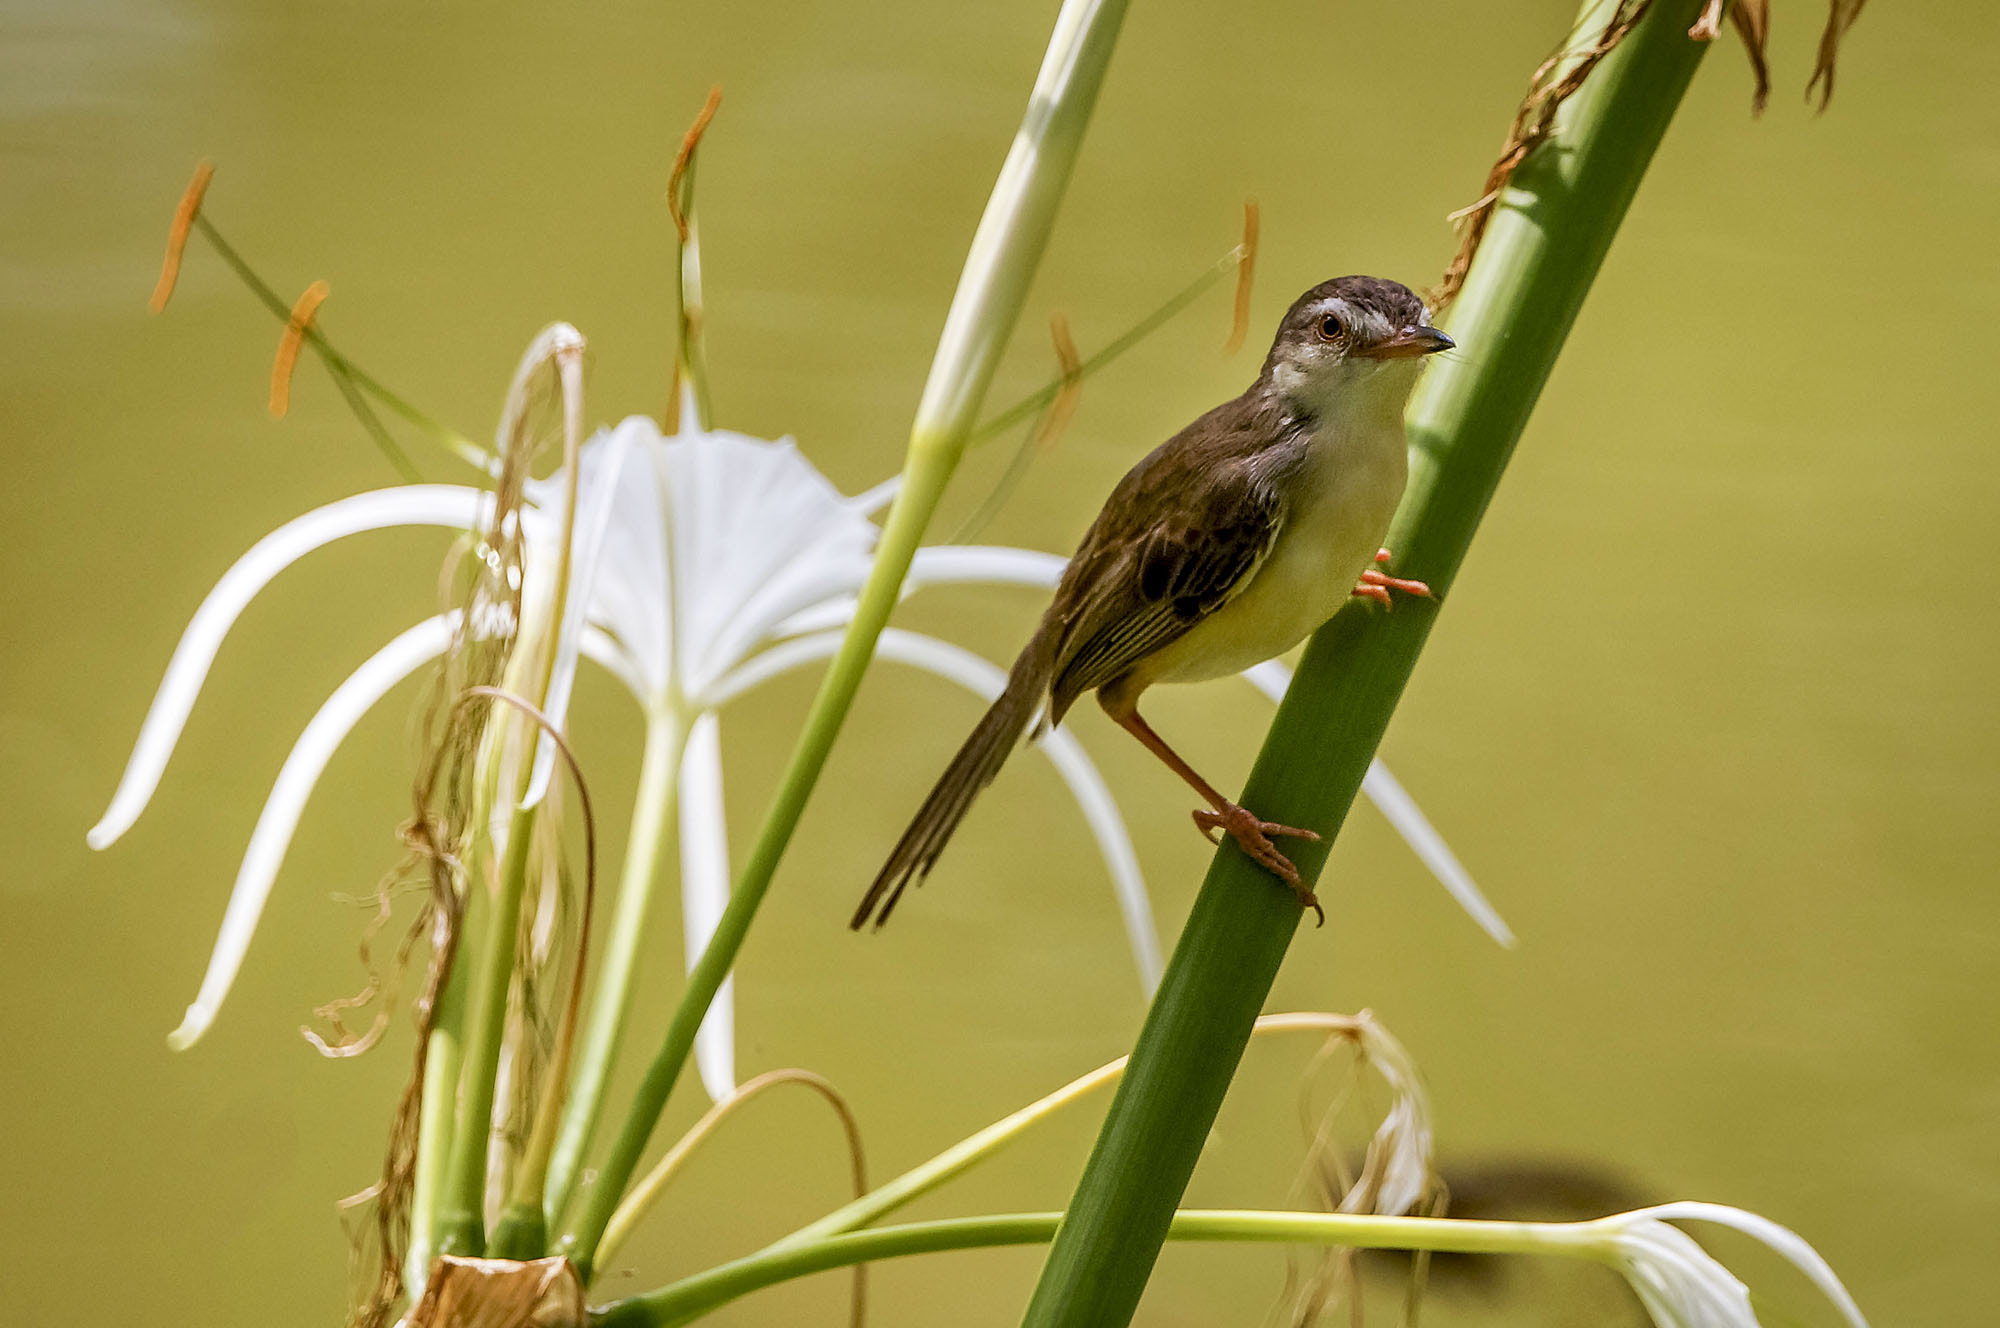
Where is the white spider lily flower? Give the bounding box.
[85,414,1155,1085]
[90,406,1507,1099]
[1590,1201,1869,1328]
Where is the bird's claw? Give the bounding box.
[1191,804,1325,925]
[1352,548,1431,611]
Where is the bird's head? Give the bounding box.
[1261,275,1453,416]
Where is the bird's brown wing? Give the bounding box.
[1044,432,1286,723]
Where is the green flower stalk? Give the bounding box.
[555,0,1133,1280]
[1021,3,1718,1325]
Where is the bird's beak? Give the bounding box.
[1360,326,1455,360]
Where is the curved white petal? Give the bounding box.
[89,486,492,850]
[1631,1203,1869,1328]
[167,615,457,1050]
[710,627,1160,989]
[1240,661,1513,948]
[849,475,900,517]
[525,432,634,807]
[678,711,736,1100]
[904,544,1067,594]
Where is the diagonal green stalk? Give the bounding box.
[1020,3,1714,1325]
[594,1209,1609,1327]
[544,706,689,1224]
[554,0,1131,1281]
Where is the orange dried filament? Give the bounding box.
[149,160,215,314]
[269,280,331,417]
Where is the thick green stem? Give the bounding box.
[546,708,688,1224]
[554,0,1130,1281]
[594,1210,1607,1327]
[406,922,472,1292]
[1019,4,1713,1325]
[434,802,539,1255]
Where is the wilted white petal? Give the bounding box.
[167,615,458,1050]
[89,486,491,850]
[707,627,1160,987]
[678,711,735,1100]
[1628,1203,1869,1328]
[1240,660,1512,948]
[524,432,634,807]
[1342,1014,1434,1217]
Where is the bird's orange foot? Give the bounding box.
[1352,548,1432,610]
[1191,804,1325,924]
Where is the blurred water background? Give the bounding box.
[3,2,1996,1324]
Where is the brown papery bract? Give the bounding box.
[1437,0,1869,309]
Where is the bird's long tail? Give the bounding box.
[851,628,1055,930]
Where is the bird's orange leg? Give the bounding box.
[1352,548,1432,609]
[1097,685,1323,924]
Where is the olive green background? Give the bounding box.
[3,2,1994,1324]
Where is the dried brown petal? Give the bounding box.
[1688,0,1727,41]
[1224,198,1259,355]
[396,1256,582,1328]
[667,86,723,243]
[1732,0,1773,115]
[1808,0,1869,110]
[1434,1,1654,310]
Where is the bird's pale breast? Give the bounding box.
[1134,409,1409,685]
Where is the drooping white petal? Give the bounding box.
[1610,1216,1758,1328]
[1342,1015,1434,1218]
[1241,661,1513,948]
[1628,1203,1869,1328]
[706,627,1160,988]
[166,615,458,1050]
[677,710,736,1100]
[89,487,492,850]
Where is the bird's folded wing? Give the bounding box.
[1047,452,1284,719]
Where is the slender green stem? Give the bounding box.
[594,1209,1608,1327]
[434,801,539,1254]
[406,922,472,1291]
[555,0,1130,1281]
[1020,5,1714,1326]
[546,708,689,1225]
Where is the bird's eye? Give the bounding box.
[1316,314,1343,341]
